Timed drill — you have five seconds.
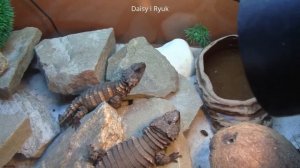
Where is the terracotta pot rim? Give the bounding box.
[196,34,257,105]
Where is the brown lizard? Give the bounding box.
[89,110,182,168]
[59,62,146,128]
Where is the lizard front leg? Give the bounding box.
[155,151,182,166]
[88,144,106,166]
[108,95,122,109]
[70,106,88,129]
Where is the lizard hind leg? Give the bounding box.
[70,106,88,129]
[108,95,122,109]
[155,151,182,166]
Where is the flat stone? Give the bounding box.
[34,102,124,168]
[0,52,8,76]
[35,28,116,95]
[156,39,195,77]
[107,37,178,98]
[166,75,203,131]
[272,114,300,149]
[185,110,213,168]
[0,27,42,99]
[0,108,32,167]
[0,89,60,158]
[118,98,176,138]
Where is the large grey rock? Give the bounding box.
[0,108,32,167]
[107,37,179,98]
[34,102,124,168]
[0,89,60,158]
[0,52,8,76]
[0,27,42,99]
[118,98,192,168]
[119,98,176,138]
[106,46,127,80]
[35,28,116,95]
[4,154,37,168]
[166,75,203,131]
[21,71,65,122]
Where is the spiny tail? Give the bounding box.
[59,97,82,127]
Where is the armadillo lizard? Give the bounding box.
[59,62,146,128]
[89,110,181,168]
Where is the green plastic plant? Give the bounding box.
[184,24,210,47]
[0,0,14,48]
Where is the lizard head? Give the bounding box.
[150,110,181,141]
[121,62,146,88]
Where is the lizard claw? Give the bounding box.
[71,117,81,130]
[169,152,182,163]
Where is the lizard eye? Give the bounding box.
[168,121,172,125]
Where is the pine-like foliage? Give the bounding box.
[0,0,14,48]
[184,24,210,47]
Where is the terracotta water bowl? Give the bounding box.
[195,35,272,131]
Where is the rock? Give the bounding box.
[119,98,176,137]
[34,102,124,168]
[185,110,213,168]
[0,52,8,76]
[0,108,32,167]
[106,46,127,81]
[161,13,197,41]
[0,27,42,99]
[156,39,195,77]
[272,114,300,149]
[107,37,178,98]
[118,98,192,168]
[35,28,116,95]
[210,123,300,168]
[115,43,126,53]
[21,71,66,122]
[4,154,37,168]
[190,47,203,59]
[166,75,203,131]
[0,89,60,158]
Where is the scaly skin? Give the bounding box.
[59,62,146,128]
[89,110,182,168]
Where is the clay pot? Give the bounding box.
[210,123,300,168]
[195,35,271,131]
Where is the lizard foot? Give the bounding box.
[155,151,182,166]
[88,144,106,165]
[71,117,81,130]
